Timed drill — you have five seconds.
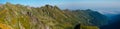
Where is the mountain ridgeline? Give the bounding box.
[0,3,108,29]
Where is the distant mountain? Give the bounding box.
[110,14,120,24]
[71,9,109,26]
[0,2,108,29]
[112,14,120,21]
[100,14,120,29]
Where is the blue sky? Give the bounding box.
[0,0,120,14]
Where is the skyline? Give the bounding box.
[0,0,120,14]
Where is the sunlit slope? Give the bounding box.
[0,23,12,29]
[81,26,99,29]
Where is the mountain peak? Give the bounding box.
[5,2,12,5]
[0,4,2,7]
[45,4,53,8]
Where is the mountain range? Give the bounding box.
[0,2,109,29]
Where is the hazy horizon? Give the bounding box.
[0,0,120,14]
